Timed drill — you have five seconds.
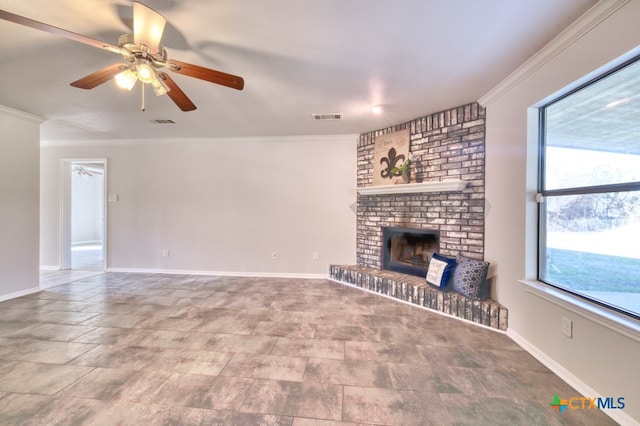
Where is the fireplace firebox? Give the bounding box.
[382,227,439,278]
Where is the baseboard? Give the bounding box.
[71,240,102,246]
[0,286,41,302]
[506,328,639,426]
[105,267,327,280]
[39,282,61,290]
[39,265,60,271]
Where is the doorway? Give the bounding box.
[60,159,107,271]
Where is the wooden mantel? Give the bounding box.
[357,180,468,196]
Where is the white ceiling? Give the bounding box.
[0,0,597,142]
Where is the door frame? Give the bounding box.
[60,158,108,270]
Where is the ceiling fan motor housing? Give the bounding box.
[118,33,167,66]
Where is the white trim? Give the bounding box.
[507,328,639,426]
[0,105,45,123]
[60,160,72,270]
[40,134,359,147]
[71,240,103,246]
[357,180,467,196]
[106,267,327,280]
[329,278,505,334]
[0,287,40,302]
[519,280,640,343]
[61,158,108,272]
[39,265,60,271]
[39,281,63,290]
[479,0,631,107]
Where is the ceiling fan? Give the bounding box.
[0,2,245,112]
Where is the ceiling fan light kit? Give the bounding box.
[151,77,169,96]
[115,68,137,91]
[0,2,245,112]
[135,60,157,84]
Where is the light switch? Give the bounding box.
[108,194,119,202]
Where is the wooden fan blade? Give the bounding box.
[158,72,197,111]
[168,59,244,91]
[70,64,127,89]
[0,9,123,54]
[133,1,166,54]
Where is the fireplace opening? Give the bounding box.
[382,227,439,278]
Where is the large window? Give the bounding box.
[539,55,640,320]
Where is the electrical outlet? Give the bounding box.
[313,252,320,261]
[562,317,573,338]
[271,251,278,260]
[163,249,170,257]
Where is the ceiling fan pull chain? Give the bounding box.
[141,82,145,112]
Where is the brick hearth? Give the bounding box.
[329,265,507,331]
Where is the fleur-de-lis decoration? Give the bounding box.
[380,147,406,179]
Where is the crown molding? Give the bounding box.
[40,133,359,147]
[479,0,631,107]
[0,105,45,123]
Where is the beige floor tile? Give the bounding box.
[252,320,318,338]
[150,348,233,376]
[388,363,486,394]
[240,379,343,421]
[149,373,254,410]
[314,324,383,342]
[205,333,278,354]
[181,408,293,425]
[80,313,147,328]
[0,393,103,424]
[71,326,154,345]
[2,323,96,341]
[60,367,173,402]
[304,358,391,388]
[342,386,449,425]
[0,360,93,394]
[0,271,616,424]
[220,353,308,381]
[271,337,344,360]
[68,344,160,370]
[0,338,95,364]
[137,329,213,350]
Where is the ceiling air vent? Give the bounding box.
[312,113,343,121]
[150,119,176,124]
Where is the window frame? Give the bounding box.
[537,54,640,321]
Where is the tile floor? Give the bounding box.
[71,244,104,271]
[0,272,618,425]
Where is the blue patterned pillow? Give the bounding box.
[425,253,457,290]
[452,255,490,300]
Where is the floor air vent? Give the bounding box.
[312,113,343,121]
[150,119,176,124]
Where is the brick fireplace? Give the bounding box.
[330,102,507,331]
[357,102,486,265]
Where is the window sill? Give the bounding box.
[519,280,640,342]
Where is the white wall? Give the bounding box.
[0,106,42,300]
[482,1,640,423]
[41,135,357,276]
